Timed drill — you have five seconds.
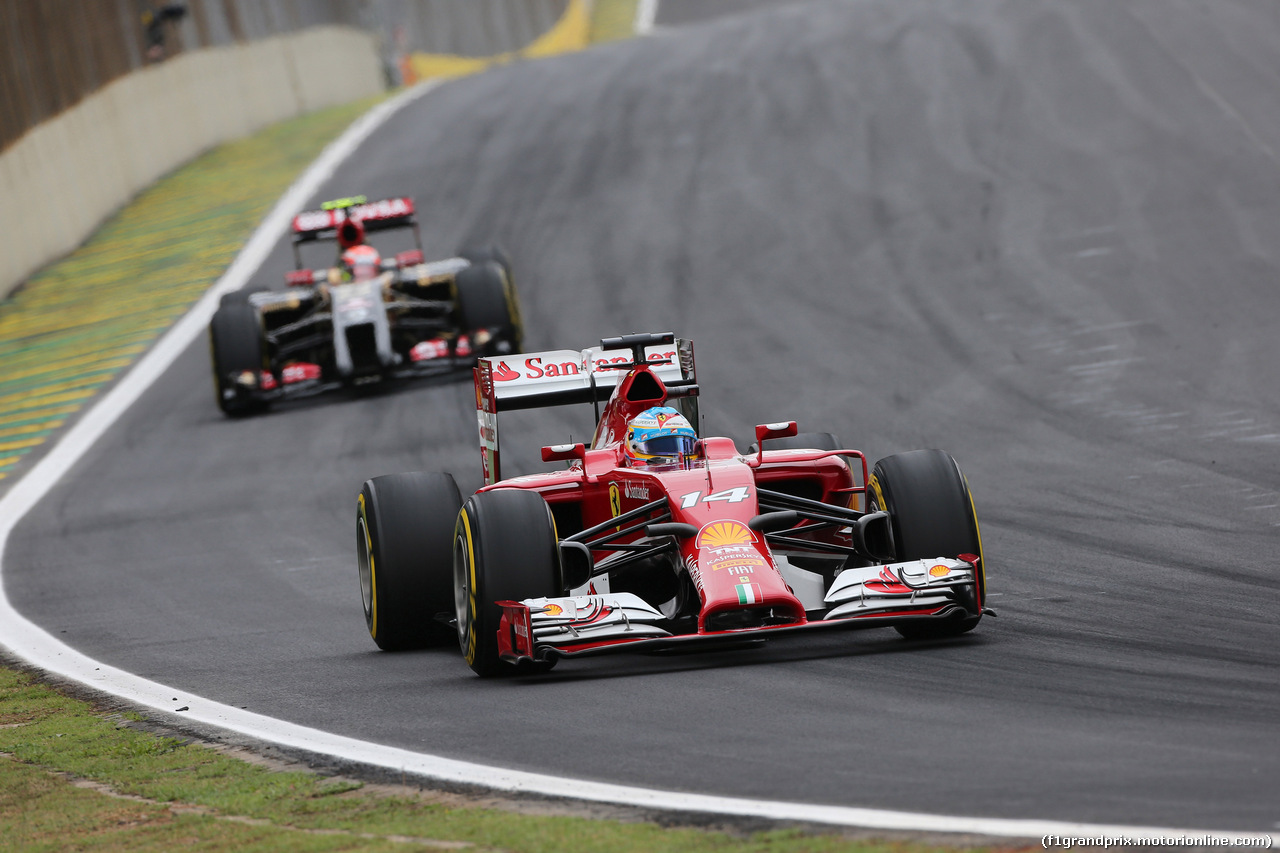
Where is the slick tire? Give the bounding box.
[458,245,513,285]
[357,472,462,651]
[209,302,267,417]
[454,489,560,677]
[869,449,985,639]
[455,257,523,354]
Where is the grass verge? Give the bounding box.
[0,665,1023,852]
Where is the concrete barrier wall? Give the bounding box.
[0,25,384,301]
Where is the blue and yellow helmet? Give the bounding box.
[624,407,697,464]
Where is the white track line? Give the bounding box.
[0,80,1268,843]
[635,0,660,35]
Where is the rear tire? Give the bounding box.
[209,302,266,417]
[455,258,522,354]
[454,489,560,677]
[869,449,985,639]
[357,472,462,651]
[458,245,513,283]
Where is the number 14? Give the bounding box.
[679,487,751,509]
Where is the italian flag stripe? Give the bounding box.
[736,583,762,605]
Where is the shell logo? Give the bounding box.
[695,520,756,551]
[543,603,563,616]
[929,564,951,578]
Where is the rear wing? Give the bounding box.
[290,196,417,243]
[475,335,697,485]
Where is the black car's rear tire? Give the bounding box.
[357,472,462,651]
[454,489,560,677]
[869,449,985,639]
[209,302,266,416]
[458,245,513,285]
[455,258,523,354]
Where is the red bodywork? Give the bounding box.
[471,333,977,666]
[469,339,966,663]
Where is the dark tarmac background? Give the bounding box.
[8,0,1280,832]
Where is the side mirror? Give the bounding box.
[753,421,798,464]
[541,443,586,464]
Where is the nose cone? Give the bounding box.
[689,519,805,631]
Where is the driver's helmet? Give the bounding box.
[340,244,381,281]
[623,407,698,465]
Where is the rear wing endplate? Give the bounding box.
[474,337,696,485]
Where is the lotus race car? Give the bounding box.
[209,196,522,415]
[356,332,989,676]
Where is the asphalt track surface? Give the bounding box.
[7,0,1280,833]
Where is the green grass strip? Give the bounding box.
[0,95,387,481]
[0,666,991,852]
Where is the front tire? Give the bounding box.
[869,449,985,639]
[209,302,266,417]
[454,489,560,677]
[357,472,462,651]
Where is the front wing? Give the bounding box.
[496,557,980,664]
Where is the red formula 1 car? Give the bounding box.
[356,333,988,676]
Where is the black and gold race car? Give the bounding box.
[209,195,521,416]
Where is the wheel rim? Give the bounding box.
[453,528,471,646]
[356,515,373,623]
